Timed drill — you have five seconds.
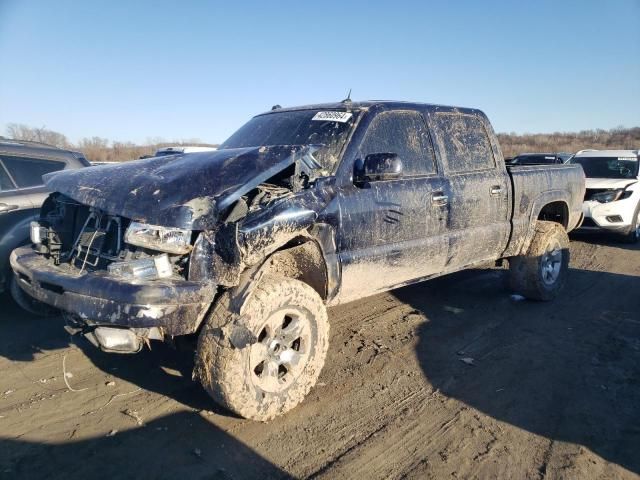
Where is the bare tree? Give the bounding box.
[6,123,70,148]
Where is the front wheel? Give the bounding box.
[508,221,570,301]
[195,275,329,421]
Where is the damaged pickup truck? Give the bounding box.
[10,101,585,420]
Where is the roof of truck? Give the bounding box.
[257,100,483,116]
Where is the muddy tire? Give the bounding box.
[621,204,640,244]
[508,221,570,301]
[195,275,329,421]
[9,275,56,317]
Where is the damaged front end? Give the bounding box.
[11,145,332,353]
[11,193,217,353]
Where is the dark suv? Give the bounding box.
[0,139,89,308]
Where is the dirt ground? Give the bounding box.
[1,232,638,480]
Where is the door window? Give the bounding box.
[432,113,495,173]
[360,111,436,176]
[0,155,65,188]
[0,164,16,191]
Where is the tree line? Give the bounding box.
[3,123,218,163]
[497,126,640,158]
[3,122,639,163]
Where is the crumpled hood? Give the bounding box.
[585,178,638,190]
[44,146,302,230]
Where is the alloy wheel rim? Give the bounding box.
[541,240,562,286]
[249,308,312,393]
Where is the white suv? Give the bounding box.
[572,149,640,243]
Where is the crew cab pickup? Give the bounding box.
[10,101,585,420]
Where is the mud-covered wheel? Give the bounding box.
[195,275,329,421]
[508,220,570,301]
[9,274,56,316]
[622,204,640,244]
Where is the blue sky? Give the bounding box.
[0,0,638,144]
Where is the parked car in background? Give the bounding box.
[571,149,640,242]
[0,139,89,310]
[508,152,572,165]
[154,146,217,157]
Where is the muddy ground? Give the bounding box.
[1,233,638,479]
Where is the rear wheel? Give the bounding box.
[508,221,570,301]
[195,275,329,421]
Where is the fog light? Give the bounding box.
[107,254,173,280]
[92,327,141,353]
[606,215,623,223]
[30,221,46,244]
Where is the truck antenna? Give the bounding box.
[341,89,352,104]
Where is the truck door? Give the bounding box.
[335,109,449,303]
[428,112,510,268]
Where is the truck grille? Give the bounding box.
[71,212,126,271]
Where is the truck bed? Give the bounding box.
[504,163,585,256]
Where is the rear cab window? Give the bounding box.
[360,110,437,176]
[431,113,495,173]
[0,155,66,188]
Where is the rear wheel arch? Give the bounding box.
[518,196,571,255]
[537,200,569,229]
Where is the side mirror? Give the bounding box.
[359,153,403,182]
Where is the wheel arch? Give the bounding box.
[517,192,572,255]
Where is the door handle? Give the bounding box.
[431,193,449,206]
[490,186,503,196]
[0,203,19,213]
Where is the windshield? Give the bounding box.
[572,156,638,179]
[220,109,359,171]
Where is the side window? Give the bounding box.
[360,111,436,176]
[432,113,495,173]
[0,155,65,188]
[0,163,16,191]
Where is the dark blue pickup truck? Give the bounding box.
[11,101,585,420]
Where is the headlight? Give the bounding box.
[124,222,192,254]
[30,221,47,244]
[590,189,629,203]
[108,253,173,280]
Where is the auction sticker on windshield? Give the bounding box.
[312,111,353,123]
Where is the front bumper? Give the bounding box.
[10,247,216,336]
[580,200,634,231]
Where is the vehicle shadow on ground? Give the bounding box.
[0,293,71,362]
[0,292,224,414]
[395,266,640,475]
[570,230,640,250]
[0,410,291,479]
[74,336,227,414]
